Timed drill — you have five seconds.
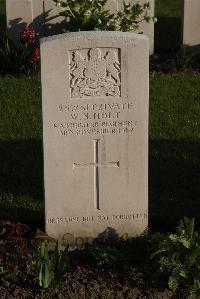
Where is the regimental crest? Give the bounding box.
[69,48,121,98]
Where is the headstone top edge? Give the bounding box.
[40,30,149,45]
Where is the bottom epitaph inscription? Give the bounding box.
[47,213,148,224]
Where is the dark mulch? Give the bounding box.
[0,225,173,299]
[0,272,174,299]
[0,267,173,299]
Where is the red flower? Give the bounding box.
[30,47,40,64]
[21,25,38,44]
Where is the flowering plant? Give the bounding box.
[21,26,40,67]
[21,25,38,44]
[0,25,40,74]
[53,0,156,32]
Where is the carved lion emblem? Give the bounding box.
[70,48,121,98]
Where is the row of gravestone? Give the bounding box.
[6,0,200,54]
[7,0,153,55]
[6,1,199,248]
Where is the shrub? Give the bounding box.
[151,218,200,299]
[53,0,156,32]
[92,246,123,269]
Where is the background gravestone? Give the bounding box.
[6,0,154,54]
[6,0,35,43]
[6,0,65,43]
[41,31,149,247]
[182,0,200,50]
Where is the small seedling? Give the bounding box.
[33,240,69,289]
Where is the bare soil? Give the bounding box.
[0,225,174,299]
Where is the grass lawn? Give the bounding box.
[155,0,182,18]
[149,74,200,230]
[0,75,44,226]
[0,74,200,230]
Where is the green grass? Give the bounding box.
[0,76,42,139]
[149,74,200,230]
[155,0,182,18]
[0,75,43,226]
[0,74,200,230]
[150,74,200,141]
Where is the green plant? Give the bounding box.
[92,246,122,269]
[54,0,156,32]
[151,218,200,298]
[33,241,69,289]
[0,267,10,280]
[0,267,19,282]
[170,48,194,72]
[128,266,145,287]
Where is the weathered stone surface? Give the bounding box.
[41,31,149,247]
[6,0,33,43]
[6,0,154,53]
[182,0,200,49]
[6,0,64,42]
[43,0,65,36]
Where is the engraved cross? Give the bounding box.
[73,139,119,210]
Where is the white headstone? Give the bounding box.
[41,31,149,247]
[182,0,200,49]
